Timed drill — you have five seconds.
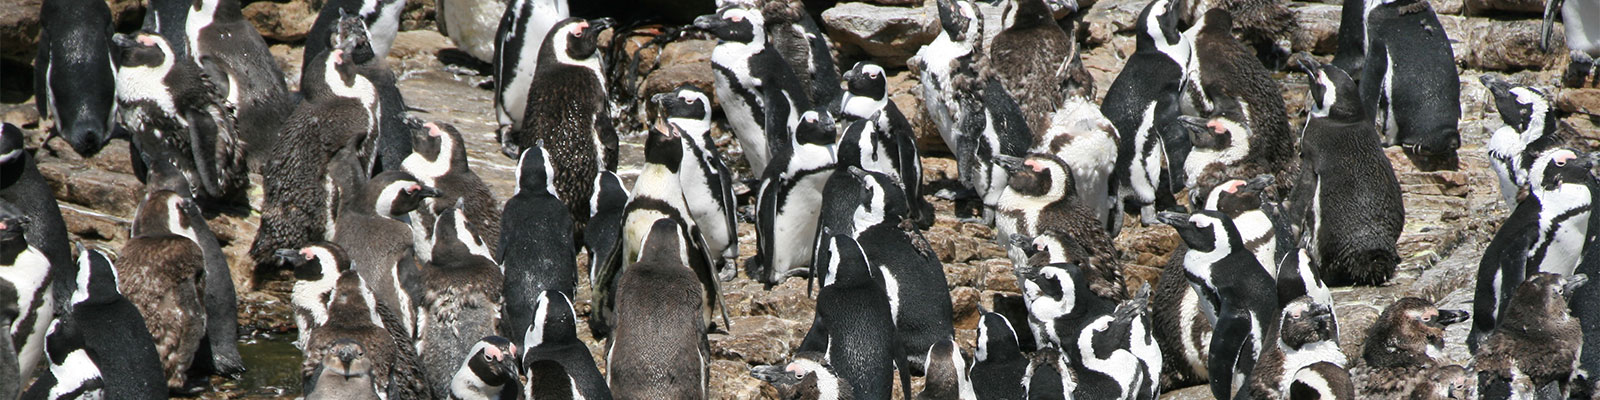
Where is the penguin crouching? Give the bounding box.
[1061,285,1162,398]
[1350,297,1470,398]
[34,0,118,157]
[606,218,711,399]
[1473,273,1586,399]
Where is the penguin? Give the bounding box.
[1285,362,1356,400]
[300,267,431,400]
[1029,98,1120,239]
[304,339,382,400]
[843,170,954,375]
[1412,364,1476,400]
[1361,0,1461,170]
[28,247,166,399]
[605,218,711,399]
[583,170,628,302]
[521,290,611,400]
[654,86,739,279]
[1182,9,1295,196]
[417,202,506,399]
[695,3,813,174]
[499,144,577,347]
[501,17,617,230]
[970,311,1028,400]
[448,336,520,400]
[1242,296,1345,399]
[799,234,911,400]
[437,0,507,62]
[333,171,439,336]
[752,0,843,111]
[1148,242,1212,391]
[990,0,1092,133]
[116,190,208,392]
[1542,0,1600,88]
[1022,348,1069,399]
[1291,58,1404,286]
[113,31,251,205]
[918,337,976,399]
[303,0,410,75]
[1177,0,1293,69]
[404,122,502,261]
[1103,0,1191,227]
[749,352,856,400]
[1481,74,1572,207]
[1198,175,1280,278]
[33,0,117,157]
[20,316,103,400]
[0,201,52,386]
[0,123,72,330]
[1060,285,1162,399]
[910,0,983,155]
[524,359,580,400]
[1156,210,1279,399]
[323,13,414,174]
[1018,262,1121,352]
[1474,273,1586,399]
[838,61,934,228]
[752,110,836,287]
[955,78,1034,224]
[184,0,295,161]
[493,0,570,133]
[0,281,17,400]
[250,42,382,268]
[1471,148,1593,351]
[993,153,1126,299]
[280,243,350,350]
[1349,297,1470,398]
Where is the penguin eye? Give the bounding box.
[1420,315,1432,322]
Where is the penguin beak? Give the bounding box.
[693,14,726,30]
[994,155,1027,173]
[1479,74,1513,98]
[112,33,140,49]
[1176,115,1210,132]
[275,249,308,265]
[1564,274,1589,296]
[650,92,674,109]
[1436,309,1470,326]
[1292,53,1320,77]
[1243,174,1275,193]
[416,186,442,199]
[750,364,801,386]
[1154,211,1191,228]
[587,18,616,34]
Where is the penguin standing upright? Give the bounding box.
[448,336,520,399]
[1291,59,1403,285]
[521,290,611,400]
[1360,0,1461,170]
[501,17,617,229]
[654,86,739,278]
[1542,0,1600,88]
[333,171,438,336]
[752,110,836,287]
[696,3,812,174]
[1182,9,1294,197]
[35,247,167,398]
[303,0,410,74]
[0,124,71,328]
[606,219,711,399]
[838,62,934,228]
[323,13,413,173]
[33,0,117,157]
[994,153,1126,299]
[583,170,628,297]
[1474,273,1586,399]
[1481,75,1571,207]
[499,143,578,347]
[493,0,569,133]
[911,0,984,152]
[116,190,208,392]
[843,170,954,373]
[1243,296,1344,399]
[184,0,295,161]
[918,337,976,399]
[1158,211,1280,399]
[299,267,430,400]
[970,311,1028,399]
[1103,0,1190,225]
[800,234,910,399]
[416,203,505,399]
[1349,297,1470,397]
[0,203,51,387]
[403,122,502,260]
[989,0,1091,132]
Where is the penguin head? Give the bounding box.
[72,244,122,306]
[406,122,467,180]
[694,5,763,44]
[1362,297,1467,367]
[1426,365,1475,399]
[1297,56,1362,121]
[637,218,690,268]
[429,199,493,263]
[922,337,973,396]
[545,18,613,66]
[643,124,685,173]
[1004,153,1076,201]
[753,352,845,400]
[514,141,559,199]
[848,168,910,229]
[131,190,199,241]
[1088,284,1152,352]
[1509,273,1586,319]
[524,290,579,351]
[976,311,1022,362]
[819,234,873,289]
[320,339,374,379]
[43,318,86,367]
[1278,296,1337,350]
[1530,148,1595,194]
[1022,263,1085,319]
[795,110,837,148]
[331,11,378,67]
[1156,210,1239,255]
[935,0,983,42]
[834,119,874,170]
[1135,0,1184,50]
[841,62,889,119]
[1001,0,1055,31]
[459,336,520,389]
[364,171,439,218]
[589,171,630,219]
[1481,75,1551,135]
[0,123,22,166]
[652,85,713,134]
[1199,174,1272,215]
[0,202,29,247]
[279,242,351,282]
[1178,102,1247,152]
[1197,8,1235,36]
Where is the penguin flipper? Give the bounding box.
[1208,309,1255,399]
[1542,0,1567,52]
[587,229,624,339]
[797,314,828,354]
[594,106,619,171]
[180,198,247,377]
[689,224,733,332]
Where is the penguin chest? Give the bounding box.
[1232,211,1277,278]
[1,247,52,378]
[1531,197,1591,276]
[1122,104,1166,203]
[290,279,336,340]
[49,347,104,399]
[1277,341,1346,395]
[767,173,829,270]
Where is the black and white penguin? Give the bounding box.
[300,267,431,400]
[1148,243,1212,391]
[1022,348,1069,399]
[696,3,812,174]
[1157,210,1279,399]
[303,339,382,400]
[404,122,502,262]
[994,153,1126,299]
[1242,296,1345,399]
[33,0,117,157]
[0,124,72,323]
[1474,273,1586,399]
[797,234,908,399]
[303,0,409,75]
[324,13,414,174]
[250,42,381,268]
[499,143,577,347]
[113,31,251,205]
[1182,9,1295,196]
[583,170,628,299]
[1542,0,1600,88]
[1286,362,1356,400]
[493,0,569,133]
[844,170,954,375]
[1104,0,1191,228]
[1197,176,1280,279]
[838,61,934,228]
[1481,74,1572,207]
[183,0,295,160]
[417,202,505,399]
[521,290,611,400]
[1361,0,1461,170]
[280,243,350,350]
[751,0,842,111]
[1019,262,1120,352]
[1177,0,1293,69]
[606,218,711,399]
[1349,297,1470,397]
[654,86,739,279]
[1060,285,1162,399]
[116,190,208,392]
[919,337,976,399]
[1292,58,1404,286]
[0,202,51,386]
[38,247,166,399]
[501,17,617,229]
[20,315,103,400]
[448,336,520,400]
[970,311,1028,399]
[333,171,438,336]
[1471,148,1593,351]
[990,0,1092,133]
[750,351,856,400]
[752,110,836,287]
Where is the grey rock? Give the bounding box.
[822,1,939,66]
[1443,15,1566,71]
[1463,0,1542,15]
[0,0,42,65]
[244,0,318,43]
[1291,3,1341,55]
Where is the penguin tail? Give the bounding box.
[1334,248,1400,286]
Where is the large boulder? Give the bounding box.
[0,0,42,65]
[822,1,939,67]
[1441,16,1566,71]
[1463,0,1542,15]
[244,0,318,43]
[1291,3,1341,55]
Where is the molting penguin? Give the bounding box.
[1360,0,1461,170]
[1473,273,1586,399]
[696,3,813,174]
[417,202,505,399]
[1061,286,1162,399]
[1104,0,1191,227]
[1182,9,1295,196]
[754,0,842,111]
[606,218,711,399]
[752,110,836,287]
[303,339,382,400]
[918,337,975,399]
[990,0,1092,133]
[0,202,51,387]
[303,0,409,75]
[1178,0,1293,68]
[1291,58,1403,286]
[404,121,501,262]
[116,190,208,392]
[184,0,295,161]
[797,234,909,399]
[502,17,617,230]
[33,0,117,157]
[448,336,520,400]
[1157,211,1279,399]
[654,86,739,279]
[333,171,438,336]
[493,0,569,132]
[839,61,934,229]
[1242,296,1345,399]
[1349,297,1470,398]
[994,153,1126,299]
[42,247,166,399]
[323,13,414,174]
[113,31,250,205]
[0,124,71,325]
[280,243,350,350]
[499,144,577,347]
[521,290,611,400]
[750,351,856,400]
[1542,0,1600,88]
[1481,74,1572,207]
[970,311,1028,399]
[300,267,430,400]
[910,0,985,155]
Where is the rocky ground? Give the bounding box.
[4,0,1600,397]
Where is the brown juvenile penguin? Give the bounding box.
[1350,297,1470,398]
[988,0,1094,133]
[995,153,1125,300]
[299,267,430,400]
[116,190,206,392]
[1473,273,1586,398]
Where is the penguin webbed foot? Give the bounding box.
[1564,51,1597,88]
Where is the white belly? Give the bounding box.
[442,0,507,62]
[2,247,52,383]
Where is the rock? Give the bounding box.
[1463,0,1542,15]
[821,1,939,67]
[1435,0,1465,15]
[243,0,317,43]
[1081,0,1145,45]
[640,39,716,103]
[1556,88,1600,116]
[36,160,142,217]
[708,315,804,366]
[0,0,42,65]
[949,286,981,329]
[711,360,767,399]
[1291,3,1341,55]
[403,0,438,31]
[1442,16,1566,71]
[388,29,453,62]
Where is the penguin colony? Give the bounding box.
[13,0,1600,397]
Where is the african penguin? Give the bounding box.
[0,124,71,327]
[303,0,409,75]
[1349,297,1470,398]
[501,17,618,231]
[1019,262,1120,353]
[1360,0,1461,170]
[1417,364,1476,400]
[521,290,611,400]
[523,359,579,400]
[303,339,382,400]
[1182,9,1295,197]
[839,61,934,229]
[1157,210,1279,399]
[300,268,431,400]
[606,218,711,399]
[919,337,976,399]
[1103,0,1191,227]
[752,110,836,287]
[116,190,208,392]
[990,0,1093,133]
[449,336,520,400]
[752,0,843,111]
[1060,285,1162,399]
[417,202,505,399]
[33,0,117,157]
[20,316,104,400]
[1031,100,1120,239]
[0,281,16,400]
[1474,273,1586,399]
[333,171,438,337]
[1286,362,1356,400]
[582,170,628,335]
[970,311,1028,399]
[1542,0,1600,88]
[1198,175,1279,278]
[437,0,508,62]
[183,0,295,162]
[844,170,954,375]
[493,0,570,133]
[0,201,51,386]
[797,234,909,399]
[1022,348,1069,399]
[1481,74,1572,207]
[1242,296,1345,399]
[323,13,414,174]
[38,246,166,399]
[499,143,578,347]
[750,351,855,400]
[994,153,1126,299]
[911,0,984,154]
[280,243,350,350]
[696,3,813,174]
[404,122,502,262]
[1178,0,1293,68]
[654,86,740,279]
[1149,242,1212,391]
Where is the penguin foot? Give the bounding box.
[717,261,738,282]
[1564,51,1596,88]
[933,187,978,201]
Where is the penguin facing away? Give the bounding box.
[499,143,578,347]
[606,218,711,399]
[522,290,612,400]
[116,190,209,392]
[1361,0,1461,171]
[970,311,1028,400]
[34,0,118,157]
[1285,362,1356,400]
[417,202,505,399]
[918,337,976,399]
[799,234,910,399]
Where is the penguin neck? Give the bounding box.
[668,117,713,144]
[1521,106,1553,145]
[635,164,687,207]
[0,151,27,188]
[786,144,836,178]
[841,93,885,121]
[403,139,455,186]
